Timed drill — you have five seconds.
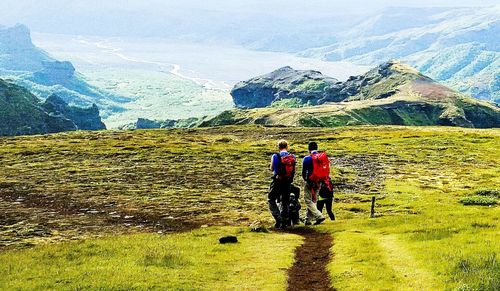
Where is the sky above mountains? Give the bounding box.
[0,1,497,40]
[1,0,498,31]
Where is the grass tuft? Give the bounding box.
[460,196,497,206]
[453,253,499,290]
[475,189,500,198]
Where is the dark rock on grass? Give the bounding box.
[219,236,238,244]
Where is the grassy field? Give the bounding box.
[0,227,301,290]
[0,125,498,290]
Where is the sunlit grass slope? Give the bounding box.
[0,125,498,290]
[0,227,301,290]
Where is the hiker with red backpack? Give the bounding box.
[269,140,297,229]
[302,142,328,225]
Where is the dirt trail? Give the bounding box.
[286,228,334,291]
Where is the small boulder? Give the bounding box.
[219,236,238,244]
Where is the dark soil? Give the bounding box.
[333,154,386,194]
[286,228,334,291]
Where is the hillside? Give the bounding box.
[299,6,500,102]
[208,61,500,128]
[0,126,498,289]
[0,78,105,136]
[0,24,125,116]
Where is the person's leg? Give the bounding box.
[326,198,335,220]
[280,183,291,227]
[303,184,324,224]
[303,185,313,224]
[317,200,325,213]
[268,180,281,227]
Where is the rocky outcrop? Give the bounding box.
[207,61,500,129]
[42,95,106,131]
[231,61,431,108]
[0,79,106,136]
[0,24,51,72]
[231,66,343,108]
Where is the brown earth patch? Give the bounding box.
[286,228,334,291]
[412,80,454,101]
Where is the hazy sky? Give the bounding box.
[2,0,498,15]
[1,0,498,37]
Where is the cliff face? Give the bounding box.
[42,95,106,131]
[0,24,51,72]
[231,66,343,109]
[0,79,106,137]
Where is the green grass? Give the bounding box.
[293,79,329,93]
[475,189,500,198]
[270,98,308,108]
[0,227,301,290]
[460,196,497,206]
[0,125,499,290]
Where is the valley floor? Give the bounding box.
[0,126,498,290]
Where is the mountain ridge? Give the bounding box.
[299,6,500,102]
[203,61,500,129]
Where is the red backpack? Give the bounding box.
[277,154,296,180]
[309,152,330,183]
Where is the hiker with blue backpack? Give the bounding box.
[269,140,298,229]
[302,142,335,225]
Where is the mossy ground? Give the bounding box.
[0,227,301,290]
[0,125,498,290]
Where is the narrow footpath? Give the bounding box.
[286,228,334,291]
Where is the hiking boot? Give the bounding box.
[314,217,326,225]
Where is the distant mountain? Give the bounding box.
[0,24,50,71]
[299,6,500,103]
[202,61,500,129]
[1,5,497,103]
[0,78,105,136]
[0,24,126,117]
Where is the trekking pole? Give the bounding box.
[370,196,376,218]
